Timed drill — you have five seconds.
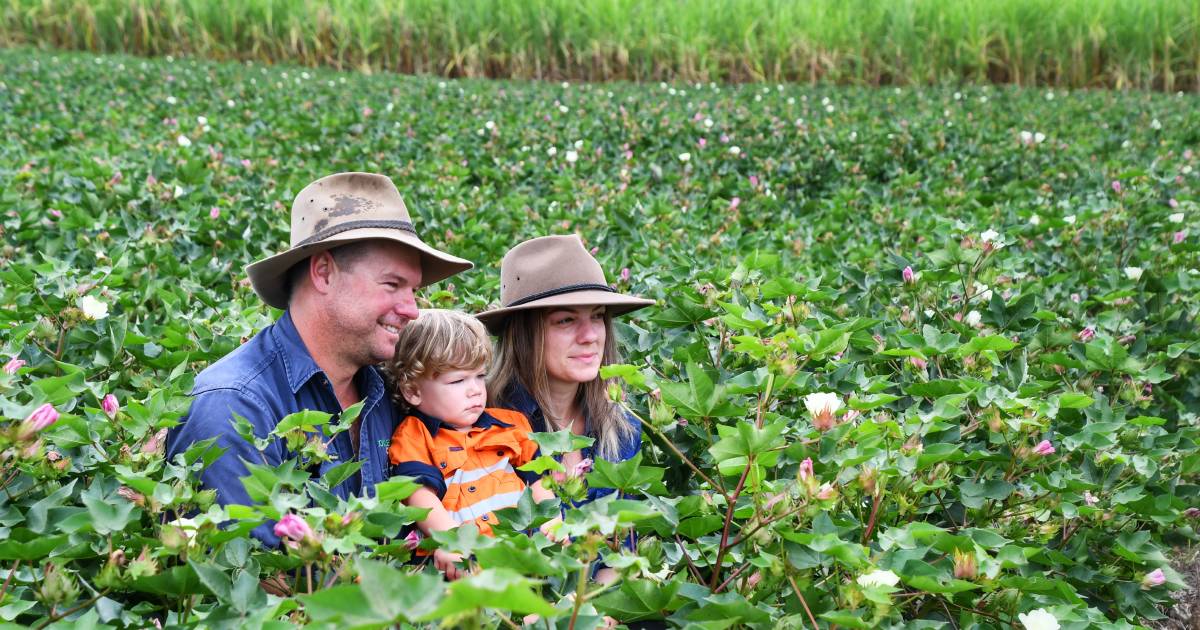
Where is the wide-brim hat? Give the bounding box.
[246,172,473,309]
[476,235,654,333]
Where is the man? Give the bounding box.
[166,172,472,547]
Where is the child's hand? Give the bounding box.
[539,515,565,542]
[433,549,466,580]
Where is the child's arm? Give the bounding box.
[405,487,466,580]
[530,478,555,504]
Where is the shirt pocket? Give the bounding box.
[432,443,469,477]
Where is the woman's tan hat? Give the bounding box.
[476,235,653,332]
[246,172,473,309]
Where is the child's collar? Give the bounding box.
[409,407,514,437]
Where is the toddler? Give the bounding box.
[386,309,556,579]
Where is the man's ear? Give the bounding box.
[309,250,337,294]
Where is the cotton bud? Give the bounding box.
[902,266,915,285]
[117,486,146,507]
[953,548,977,580]
[1032,440,1056,456]
[18,403,59,441]
[901,434,923,455]
[814,483,838,501]
[1184,507,1200,519]
[1143,568,1167,588]
[36,562,80,608]
[1077,326,1096,342]
[101,394,119,419]
[650,401,675,427]
[141,428,168,456]
[858,466,877,495]
[403,530,421,551]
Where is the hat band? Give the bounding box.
[295,219,416,248]
[507,283,616,307]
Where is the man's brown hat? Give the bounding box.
[246,172,472,309]
[476,235,653,332]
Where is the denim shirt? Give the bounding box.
[498,382,641,503]
[165,311,400,547]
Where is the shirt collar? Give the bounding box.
[271,311,387,402]
[411,407,513,437]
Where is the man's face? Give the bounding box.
[326,241,423,367]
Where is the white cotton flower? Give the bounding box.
[558,105,569,114]
[965,310,982,327]
[547,147,558,157]
[565,150,578,163]
[176,135,191,147]
[78,295,109,320]
[1151,118,1162,130]
[803,392,842,418]
[857,569,900,588]
[173,185,185,199]
[484,120,495,130]
[226,99,236,108]
[1019,130,1033,144]
[196,115,207,126]
[1124,267,1144,281]
[1064,214,1076,225]
[1030,214,1041,226]
[166,95,177,105]
[704,118,714,128]
[678,152,691,162]
[574,139,584,149]
[729,146,741,156]
[1034,132,1046,143]
[980,229,1000,242]
[1017,608,1060,630]
[1169,212,1184,223]
[825,104,835,113]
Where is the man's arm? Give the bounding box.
[166,388,286,547]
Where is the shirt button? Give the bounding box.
[468,486,476,493]
[439,462,446,469]
[481,514,489,521]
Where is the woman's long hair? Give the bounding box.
[487,309,635,461]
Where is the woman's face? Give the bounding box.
[541,305,607,388]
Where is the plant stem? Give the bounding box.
[626,409,728,500]
[567,556,592,630]
[784,570,819,630]
[33,590,109,629]
[709,461,752,590]
[0,560,21,601]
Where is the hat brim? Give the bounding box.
[246,228,473,310]
[476,289,654,334]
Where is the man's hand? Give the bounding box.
[433,548,466,580]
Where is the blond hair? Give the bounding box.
[385,309,492,408]
[487,309,634,460]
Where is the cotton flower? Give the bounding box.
[1083,491,1099,506]
[403,530,421,551]
[1064,214,1076,225]
[980,229,1000,243]
[798,457,814,482]
[1143,568,1166,588]
[1175,231,1187,244]
[729,146,741,156]
[274,514,315,545]
[804,392,843,432]
[1111,180,1122,194]
[965,310,982,327]
[546,147,557,157]
[729,197,741,210]
[1019,130,1033,145]
[1030,214,1041,226]
[1123,267,1143,281]
[1017,608,1060,630]
[1077,326,1095,342]
[857,569,900,588]
[1169,212,1184,223]
[18,403,59,441]
[1169,198,1179,209]
[3,357,25,375]
[209,207,220,219]
[565,150,578,163]
[176,135,191,148]
[572,458,594,477]
[101,394,119,419]
[1032,440,1056,456]
[902,266,915,284]
[678,152,691,162]
[1034,132,1045,143]
[78,295,109,320]
[815,483,838,501]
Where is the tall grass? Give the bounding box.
[2,0,1197,89]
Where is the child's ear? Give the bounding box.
[401,383,422,407]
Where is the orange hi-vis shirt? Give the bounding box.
[388,407,541,537]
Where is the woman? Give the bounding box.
[477,234,653,504]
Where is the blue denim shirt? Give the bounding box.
[165,311,400,547]
[498,382,641,503]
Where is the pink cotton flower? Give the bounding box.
[273,513,314,544]
[729,197,741,210]
[1169,198,1179,209]
[697,137,707,148]
[902,266,915,284]
[1032,440,1056,456]
[1083,491,1099,506]
[909,356,928,370]
[1174,230,1186,244]
[1078,326,1096,342]
[209,207,220,219]
[1184,507,1200,519]
[799,457,814,482]
[1143,568,1167,588]
[240,158,252,168]
[620,268,631,282]
[101,394,119,419]
[403,530,421,551]
[18,403,59,441]
[50,210,63,218]
[3,357,25,374]
[749,175,759,188]
[1111,180,1122,194]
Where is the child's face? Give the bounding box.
[403,366,487,430]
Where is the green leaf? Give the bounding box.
[421,569,556,618]
[955,335,1018,358]
[594,578,682,621]
[356,559,444,622]
[528,430,594,456]
[322,460,363,487]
